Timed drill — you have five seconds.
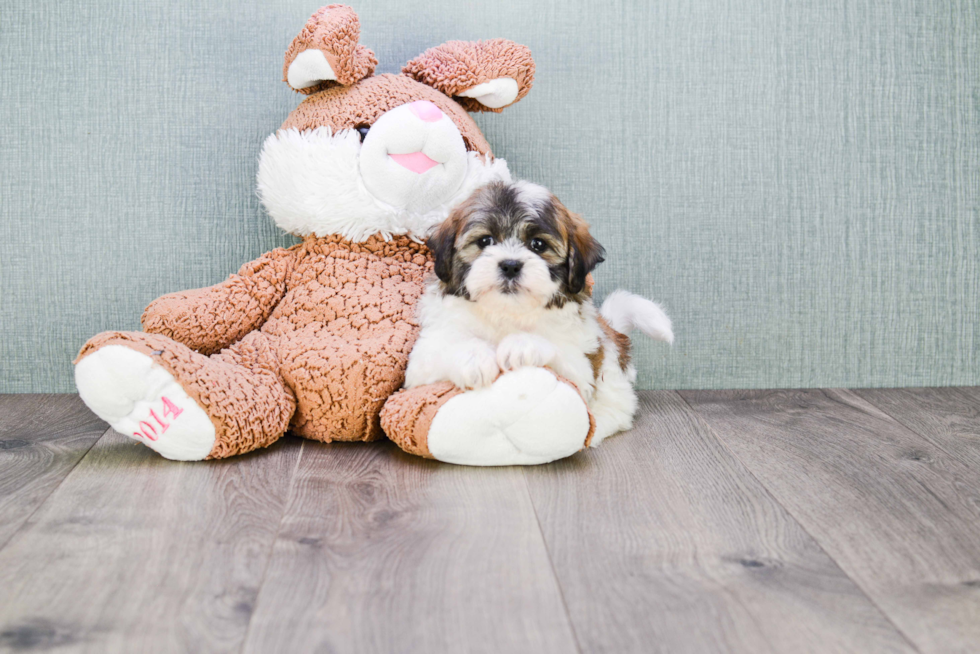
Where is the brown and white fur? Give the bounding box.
[405,181,674,446]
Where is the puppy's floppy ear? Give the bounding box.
[403,39,534,113]
[284,5,377,94]
[559,200,606,296]
[426,213,461,284]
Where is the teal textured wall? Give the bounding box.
[1,0,978,392]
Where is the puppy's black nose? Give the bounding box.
[499,259,523,279]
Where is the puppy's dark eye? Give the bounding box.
[477,235,495,248]
[356,126,370,142]
[529,238,547,253]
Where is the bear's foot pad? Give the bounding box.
[426,367,590,466]
[75,345,215,461]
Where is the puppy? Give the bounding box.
[405,180,674,445]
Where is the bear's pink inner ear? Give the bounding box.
[283,5,377,94]
[402,39,535,113]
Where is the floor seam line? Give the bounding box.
[238,439,306,654]
[520,468,585,654]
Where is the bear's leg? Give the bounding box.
[278,331,412,444]
[381,368,595,466]
[75,331,294,460]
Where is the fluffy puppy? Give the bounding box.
[405,180,674,445]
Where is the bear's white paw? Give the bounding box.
[74,345,215,461]
[427,367,589,466]
[450,343,500,390]
[495,333,557,371]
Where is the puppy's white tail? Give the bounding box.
[600,290,674,344]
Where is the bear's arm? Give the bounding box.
[141,246,296,355]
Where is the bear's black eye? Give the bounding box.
[356,126,370,142]
[529,238,547,253]
[477,235,495,248]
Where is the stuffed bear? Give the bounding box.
[74,4,596,465]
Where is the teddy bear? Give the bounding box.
[74,4,597,465]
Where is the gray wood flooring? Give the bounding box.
[0,389,978,654]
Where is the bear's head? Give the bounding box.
[257,5,535,242]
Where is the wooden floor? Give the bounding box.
[1,389,979,653]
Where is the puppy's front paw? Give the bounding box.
[496,333,557,371]
[451,344,500,390]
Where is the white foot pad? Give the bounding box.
[75,345,216,461]
[427,367,590,466]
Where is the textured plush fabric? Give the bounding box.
[140,247,296,356]
[2,0,979,392]
[381,381,462,459]
[284,4,377,92]
[403,39,535,113]
[78,235,433,456]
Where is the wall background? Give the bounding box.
[1,0,978,393]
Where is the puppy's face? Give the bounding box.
[427,181,605,308]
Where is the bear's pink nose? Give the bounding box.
[409,100,443,122]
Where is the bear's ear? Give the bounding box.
[402,39,535,113]
[284,5,378,94]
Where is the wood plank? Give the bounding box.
[681,388,980,654]
[242,440,578,654]
[853,388,980,470]
[950,387,980,405]
[0,394,108,549]
[524,390,914,654]
[0,430,302,654]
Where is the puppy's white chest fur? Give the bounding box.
[440,292,599,354]
[406,284,606,401]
